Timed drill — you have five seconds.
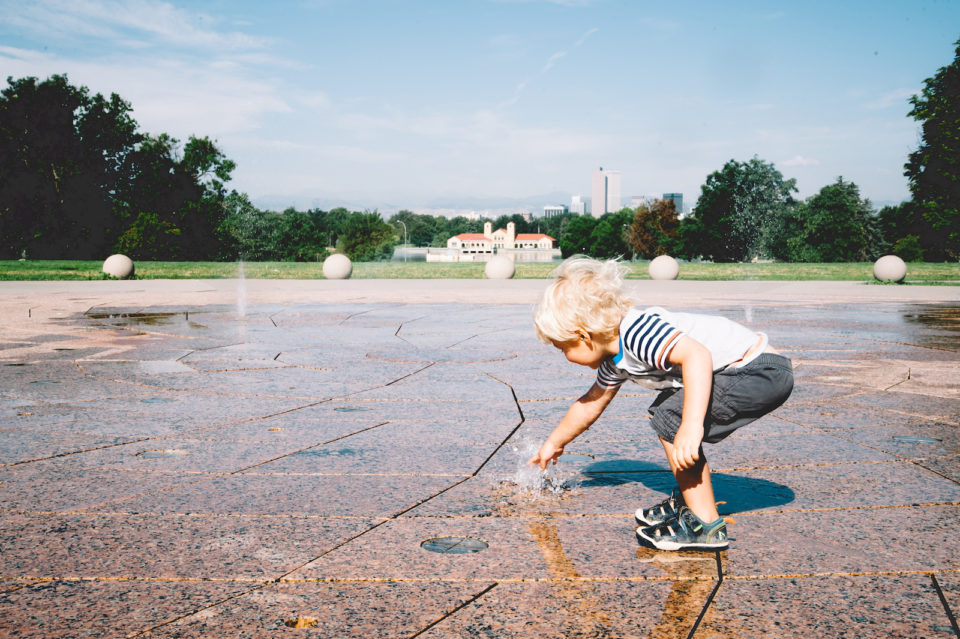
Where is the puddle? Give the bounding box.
[420,536,488,554]
[892,435,941,444]
[137,449,189,459]
[297,448,358,458]
[900,305,960,350]
[334,407,371,412]
[29,380,60,385]
[87,312,179,326]
[141,398,174,404]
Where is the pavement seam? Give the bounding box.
[930,574,960,636]
[813,429,960,487]
[5,570,960,586]
[119,361,527,637]
[407,582,499,638]
[687,552,724,639]
[9,501,957,520]
[67,420,395,512]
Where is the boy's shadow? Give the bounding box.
[579,459,795,514]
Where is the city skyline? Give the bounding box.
[1,0,957,214]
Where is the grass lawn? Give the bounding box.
[1,259,958,283]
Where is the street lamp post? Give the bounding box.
[398,221,407,262]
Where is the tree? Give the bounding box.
[904,38,960,260]
[687,157,797,261]
[0,74,236,260]
[114,133,235,260]
[219,191,276,260]
[0,74,141,258]
[559,215,598,257]
[787,177,880,262]
[627,199,680,259]
[337,211,396,261]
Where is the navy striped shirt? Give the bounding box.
[596,306,760,390]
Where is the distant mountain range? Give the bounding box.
[251,191,578,217]
[251,192,906,217]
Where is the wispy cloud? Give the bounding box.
[783,155,821,167]
[500,26,599,108]
[0,0,268,51]
[575,26,599,46]
[541,51,567,73]
[0,46,291,137]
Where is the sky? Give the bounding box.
[1,0,958,215]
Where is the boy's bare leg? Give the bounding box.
[659,436,720,522]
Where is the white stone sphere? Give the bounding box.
[873,255,907,283]
[648,255,679,280]
[484,255,515,280]
[102,254,135,279]
[322,253,353,279]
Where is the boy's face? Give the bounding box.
[553,333,607,369]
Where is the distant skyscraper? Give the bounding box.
[591,167,621,216]
[570,195,585,215]
[663,192,683,214]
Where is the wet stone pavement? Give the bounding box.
[1,291,959,638]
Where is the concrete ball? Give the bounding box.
[873,255,907,283]
[648,255,679,280]
[322,254,353,279]
[102,254,135,279]
[485,255,515,280]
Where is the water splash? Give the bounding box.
[504,441,577,501]
[237,259,247,319]
[743,304,753,323]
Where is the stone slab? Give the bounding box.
[100,474,458,517]
[702,574,956,638]
[150,581,491,638]
[0,512,378,580]
[723,505,960,577]
[0,580,250,639]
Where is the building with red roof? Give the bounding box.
[447,222,555,255]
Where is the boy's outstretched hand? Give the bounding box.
[528,441,564,471]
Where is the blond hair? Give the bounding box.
[534,256,632,344]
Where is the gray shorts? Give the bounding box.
[648,353,794,444]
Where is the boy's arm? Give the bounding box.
[666,335,713,470]
[529,382,619,470]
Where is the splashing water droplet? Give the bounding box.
[506,441,577,501]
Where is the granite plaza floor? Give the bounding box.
[0,279,958,638]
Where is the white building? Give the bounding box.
[591,167,621,216]
[543,205,568,218]
[570,195,585,215]
[444,222,557,260]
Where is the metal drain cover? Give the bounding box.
[420,537,488,554]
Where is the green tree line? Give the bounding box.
[2,39,958,263]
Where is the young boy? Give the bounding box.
[529,256,793,550]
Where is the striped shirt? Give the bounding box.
[596,306,761,390]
